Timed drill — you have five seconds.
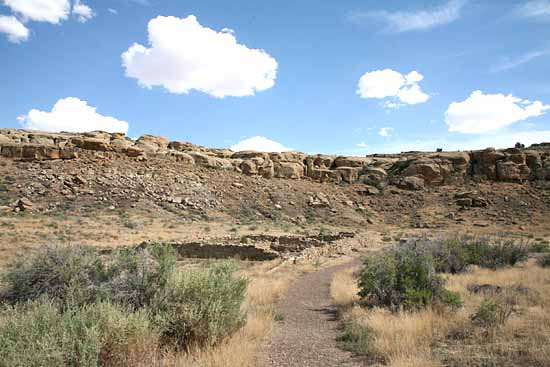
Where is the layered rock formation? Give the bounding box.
[1,128,550,190]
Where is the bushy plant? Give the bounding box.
[338,321,373,355]
[151,262,248,349]
[0,300,101,367]
[0,245,109,307]
[538,253,550,268]
[105,245,176,309]
[471,297,514,329]
[0,300,159,367]
[404,237,528,273]
[0,245,249,363]
[529,242,550,253]
[0,245,177,309]
[84,302,159,367]
[481,241,528,269]
[358,248,459,310]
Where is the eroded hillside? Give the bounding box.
[1,128,550,266]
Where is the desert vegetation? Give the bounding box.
[332,236,550,367]
[0,245,298,367]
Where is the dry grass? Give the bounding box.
[331,266,360,308]
[338,260,550,367]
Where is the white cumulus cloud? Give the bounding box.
[356,142,369,148]
[3,0,70,24]
[18,97,129,134]
[350,0,467,32]
[122,15,278,98]
[378,127,394,137]
[72,0,94,23]
[357,69,430,107]
[230,136,292,152]
[0,15,29,43]
[445,90,550,134]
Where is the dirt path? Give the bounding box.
[262,261,364,367]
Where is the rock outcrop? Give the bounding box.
[1,128,550,191]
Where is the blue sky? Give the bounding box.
[1,0,550,154]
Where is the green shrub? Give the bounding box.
[151,262,248,349]
[0,245,109,307]
[438,289,463,310]
[105,245,176,309]
[0,245,177,309]
[0,300,160,367]
[0,245,250,362]
[481,241,528,269]
[85,302,159,367]
[358,248,451,310]
[538,253,550,268]
[0,300,101,367]
[338,321,373,355]
[404,237,528,273]
[529,242,550,253]
[471,297,514,329]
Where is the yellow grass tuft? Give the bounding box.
[330,266,360,308]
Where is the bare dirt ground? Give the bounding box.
[262,260,364,367]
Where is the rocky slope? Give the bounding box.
[1,128,549,265]
[2,129,550,189]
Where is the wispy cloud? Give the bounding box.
[492,49,550,72]
[126,0,151,5]
[349,0,467,33]
[517,0,550,21]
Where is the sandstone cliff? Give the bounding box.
[2,128,549,191]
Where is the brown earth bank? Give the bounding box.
[1,128,550,266]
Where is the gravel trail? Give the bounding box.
[262,262,364,367]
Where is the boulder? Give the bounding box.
[72,138,111,152]
[496,161,527,182]
[28,133,56,146]
[1,144,22,158]
[126,146,145,157]
[470,148,507,179]
[187,152,233,170]
[430,151,470,165]
[0,134,11,144]
[306,154,335,169]
[168,151,195,164]
[274,162,304,179]
[332,156,370,168]
[209,149,233,159]
[240,159,259,175]
[396,176,425,190]
[362,166,387,181]
[110,138,133,153]
[401,160,446,185]
[135,134,170,153]
[270,152,306,163]
[231,151,269,160]
[335,167,361,183]
[454,192,488,207]
[307,167,341,183]
[258,162,275,178]
[168,141,197,151]
[14,197,33,211]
